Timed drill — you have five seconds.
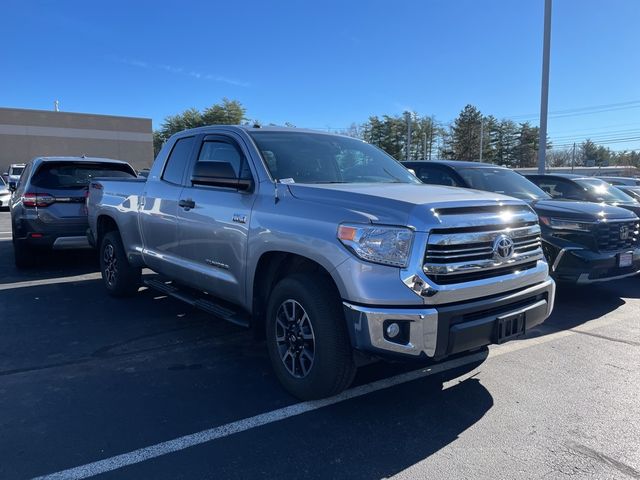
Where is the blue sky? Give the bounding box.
[1,0,639,151]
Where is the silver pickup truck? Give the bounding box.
[87,126,555,399]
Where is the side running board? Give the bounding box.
[143,278,250,328]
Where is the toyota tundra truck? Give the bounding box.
[87,126,555,399]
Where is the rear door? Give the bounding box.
[139,135,196,277]
[176,133,256,305]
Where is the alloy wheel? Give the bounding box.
[275,299,316,378]
[103,243,118,287]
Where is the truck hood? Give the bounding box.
[531,199,638,221]
[287,183,525,230]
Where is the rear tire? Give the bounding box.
[266,273,356,400]
[13,239,35,269]
[100,231,141,297]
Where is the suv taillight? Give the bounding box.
[22,192,56,207]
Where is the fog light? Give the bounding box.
[386,322,400,338]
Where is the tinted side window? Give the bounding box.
[536,179,583,199]
[198,141,242,175]
[415,166,458,186]
[162,136,195,184]
[16,164,31,192]
[196,139,252,180]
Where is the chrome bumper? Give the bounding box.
[577,270,640,284]
[343,278,555,359]
[52,236,92,250]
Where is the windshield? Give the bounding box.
[456,167,551,201]
[31,162,136,189]
[10,166,24,176]
[575,178,638,203]
[249,131,419,184]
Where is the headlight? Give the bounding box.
[539,216,593,232]
[337,224,414,267]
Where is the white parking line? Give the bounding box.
[0,273,102,291]
[32,314,625,480]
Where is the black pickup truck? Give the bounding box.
[405,160,640,284]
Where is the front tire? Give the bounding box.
[100,231,141,297]
[266,273,356,400]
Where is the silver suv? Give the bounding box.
[10,156,136,268]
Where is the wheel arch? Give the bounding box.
[250,251,344,334]
[96,214,120,246]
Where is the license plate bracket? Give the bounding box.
[496,312,526,344]
[618,252,633,268]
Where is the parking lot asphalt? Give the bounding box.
[1,210,639,480]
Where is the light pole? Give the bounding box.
[406,112,412,161]
[537,0,552,174]
[479,119,484,162]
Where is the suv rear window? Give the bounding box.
[31,162,135,189]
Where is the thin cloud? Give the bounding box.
[113,57,250,87]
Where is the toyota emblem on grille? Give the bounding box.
[620,225,630,240]
[493,234,515,260]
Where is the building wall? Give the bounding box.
[0,107,153,173]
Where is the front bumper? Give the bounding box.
[343,278,555,359]
[550,246,640,284]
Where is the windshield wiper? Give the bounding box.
[382,168,405,183]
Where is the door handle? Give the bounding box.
[179,199,196,209]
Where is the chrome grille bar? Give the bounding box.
[424,222,543,282]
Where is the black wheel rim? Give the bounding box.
[275,299,315,378]
[103,243,118,287]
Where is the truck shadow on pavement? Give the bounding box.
[0,238,99,283]
[179,375,494,480]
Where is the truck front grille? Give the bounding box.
[423,222,544,285]
[596,220,640,251]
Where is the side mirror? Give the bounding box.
[191,161,253,191]
[8,181,17,192]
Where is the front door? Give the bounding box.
[176,134,256,305]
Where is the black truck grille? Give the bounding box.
[596,221,640,251]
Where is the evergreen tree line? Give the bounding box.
[153,100,640,168]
